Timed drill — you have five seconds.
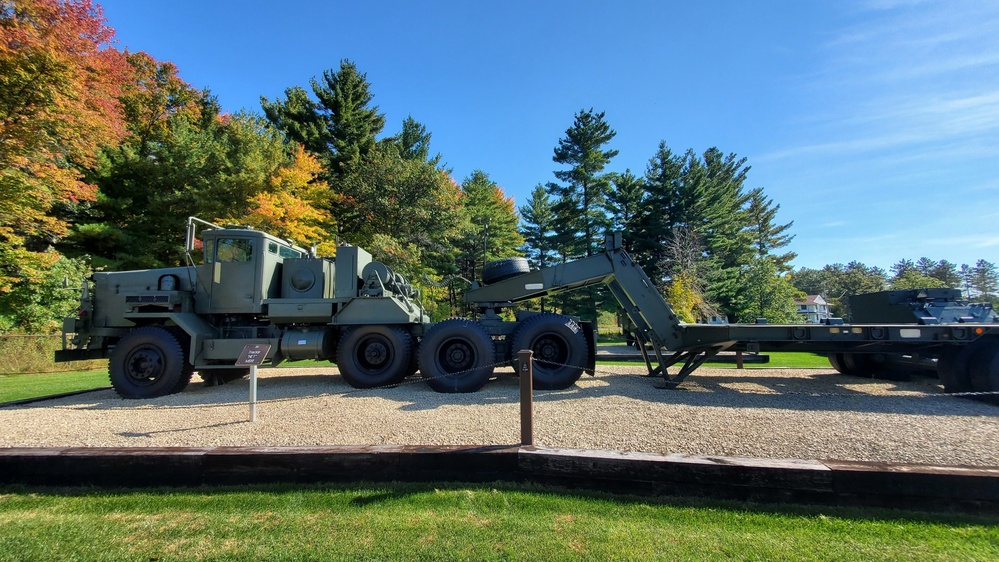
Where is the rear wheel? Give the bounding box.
[337,325,413,389]
[109,326,190,399]
[842,353,877,378]
[419,319,495,393]
[936,346,974,393]
[510,313,588,390]
[828,353,851,375]
[967,337,999,399]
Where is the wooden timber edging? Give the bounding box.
[0,445,996,513]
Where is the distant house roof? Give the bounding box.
[794,294,827,305]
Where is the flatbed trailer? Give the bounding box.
[464,234,999,394]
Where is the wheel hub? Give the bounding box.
[535,336,565,364]
[442,341,473,372]
[360,338,389,369]
[125,348,163,384]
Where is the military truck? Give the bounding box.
[57,219,999,398]
[823,288,999,390]
[56,218,597,398]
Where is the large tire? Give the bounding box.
[482,257,530,284]
[967,336,999,397]
[828,353,851,375]
[842,353,877,378]
[510,313,588,390]
[109,326,190,399]
[337,325,413,389]
[937,345,976,393]
[419,319,495,393]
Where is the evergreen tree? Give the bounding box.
[744,187,796,272]
[633,142,683,284]
[545,109,618,320]
[455,170,523,282]
[605,169,644,252]
[519,184,558,270]
[928,260,960,288]
[971,259,998,298]
[889,269,946,290]
[260,85,327,155]
[262,59,385,179]
[311,60,386,176]
[386,115,442,167]
[633,143,753,320]
[549,108,618,260]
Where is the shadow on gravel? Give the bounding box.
[11,368,995,418]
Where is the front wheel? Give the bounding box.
[108,326,191,399]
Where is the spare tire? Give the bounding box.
[482,257,530,284]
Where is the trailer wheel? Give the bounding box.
[109,326,189,399]
[937,346,976,393]
[967,336,999,399]
[511,313,588,390]
[827,353,851,375]
[419,319,495,393]
[337,325,413,389]
[842,353,877,378]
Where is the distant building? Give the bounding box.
[795,294,831,323]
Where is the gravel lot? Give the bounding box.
[1,365,997,466]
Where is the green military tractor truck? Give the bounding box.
[55,218,597,398]
[57,219,999,399]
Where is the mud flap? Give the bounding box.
[582,321,597,376]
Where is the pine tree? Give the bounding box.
[549,109,618,260]
[519,184,558,270]
[744,187,796,272]
[260,85,327,155]
[605,169,644,252]
[311,60,386,176]
[972,259,998,298]
[546,109,618,320]
[262,60,385,179]
[387,115,442,167]
[456,171,523,282]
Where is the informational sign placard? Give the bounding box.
[237,344,271,365]
[238,344,271,422]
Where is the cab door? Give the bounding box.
[208,236,259,313]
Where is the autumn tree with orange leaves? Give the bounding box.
[0,0,129,331]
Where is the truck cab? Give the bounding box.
[194,228,306,315]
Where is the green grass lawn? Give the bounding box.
[0,482,994,561]
[0,369,109,403]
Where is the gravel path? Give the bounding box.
[1,365,997,466]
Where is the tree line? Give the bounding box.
[1,1,995,333]
[522,107,998,323]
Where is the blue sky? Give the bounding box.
[96,0,998,271]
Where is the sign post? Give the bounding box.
[237,344,271,422]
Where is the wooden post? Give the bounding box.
[736,351,744,369]
[518,350,534,447]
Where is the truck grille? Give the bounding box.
[125,295,170,304]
